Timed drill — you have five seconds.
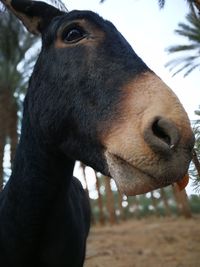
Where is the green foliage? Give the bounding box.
[189,194,200,213]
[190,110,200,192]
[166,12,200,76]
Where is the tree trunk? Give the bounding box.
[172,184,181,216]
[133,196,140,219]
[94,172,105,225]
[179,188,192,218]
[192,149,200,178]
[118,192,125,221]
[160,188,171,216]
[151,191,159,216]
[104,176,116,224]
[172,184,192,218]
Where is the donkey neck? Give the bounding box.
[11,110,75,190]
[0,107,75,262]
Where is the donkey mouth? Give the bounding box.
[104,151,186,196]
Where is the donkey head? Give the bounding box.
[3,0,195,195]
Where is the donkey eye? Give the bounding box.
[62,28,86,43]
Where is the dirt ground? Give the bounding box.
[85,216,200,267]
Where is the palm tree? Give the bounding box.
[0,11,38,189]
[165,12,200,77]
[189,109,200,191]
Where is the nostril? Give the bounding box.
[152,119,171,147]
[144,117,180,154]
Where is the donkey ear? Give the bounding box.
[2,0,66,34]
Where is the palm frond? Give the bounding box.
[166,55,199,76]
[167,44,200,52]
[175,63,199,77]
[158,0,165,9]
[166,11,200,77]
[165,55,200,77]
[174,15,200,42]
[183,62,200,75]
[191,119,200,192]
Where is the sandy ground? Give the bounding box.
[85,216,200,267]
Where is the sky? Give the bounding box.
[64,0,200,196]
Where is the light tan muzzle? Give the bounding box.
[103,72,194,196]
